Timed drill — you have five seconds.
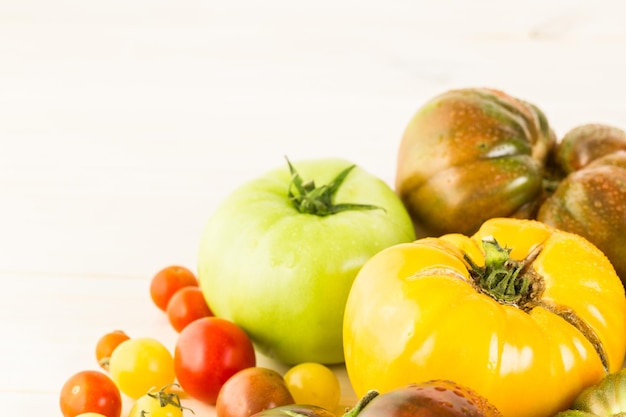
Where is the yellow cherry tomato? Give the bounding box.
[284,362,340,412]
[109,337,175,399]
[343,218,626,417]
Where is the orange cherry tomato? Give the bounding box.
[95,330,130,370]
[166,286,214,332]
[150,265,198,311]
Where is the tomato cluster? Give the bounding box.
[59,264,346,417]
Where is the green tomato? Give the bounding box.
[555,368,626,417]
[198,157,415,365]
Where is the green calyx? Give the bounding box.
[465,237,533,306]
[286,157,384,216]
[144,384,194,416]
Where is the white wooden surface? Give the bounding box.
[3,1,626,415]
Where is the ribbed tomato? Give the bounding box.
[343,217,626,417]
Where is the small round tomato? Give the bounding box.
[150,265,198,311]
[284,363,340,412]
[108,337,175,399]
[95,330,130,370]
[128,385,192,417]
[59,370,122,417]
[76,414,108,417]
[166,286,213,332]
[174,316,256,404]
[216,367,295,417]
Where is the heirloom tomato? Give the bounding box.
[352,381,502,417]
[555,368,626,417]
[538,124,626,284]
[550,123,626,175]
[198,157,415,364]
[343,217,626,417]
[395,87,556,237]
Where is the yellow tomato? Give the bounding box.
[343,218,626,417]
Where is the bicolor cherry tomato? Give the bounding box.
[216,367,294,417]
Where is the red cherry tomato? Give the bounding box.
[59,370,122,417]
[95,330,130,370]
[166,286,213,332]
[174,317,256,404]
[150,265,198,311]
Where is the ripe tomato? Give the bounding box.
[284,362,340,412]
[344,218,626,417]
[108,337,176,399]
[76,414,108,417]
[150,265,198,311]
[128,385,192,417]
[59,370,122,417]
[95,330,130,370]
[354,381,503,417]
[174,316,256,404]
[166,286,213,332]
[216,367,295,417]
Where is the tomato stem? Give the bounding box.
[465,237,533,306]
[286,157,384,216]
[343,390,379,417]
[146,384,195,415]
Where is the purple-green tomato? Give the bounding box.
[197,157,416,365]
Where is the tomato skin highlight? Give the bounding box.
[343,218,626,417]
[174,316,256,404]
[59,370,122,417]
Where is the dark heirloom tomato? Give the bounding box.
[354,381,502,417]
[538,150,626,283]
[553,123,626,175]
[395,87,556,237]
[252,381,502,417]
